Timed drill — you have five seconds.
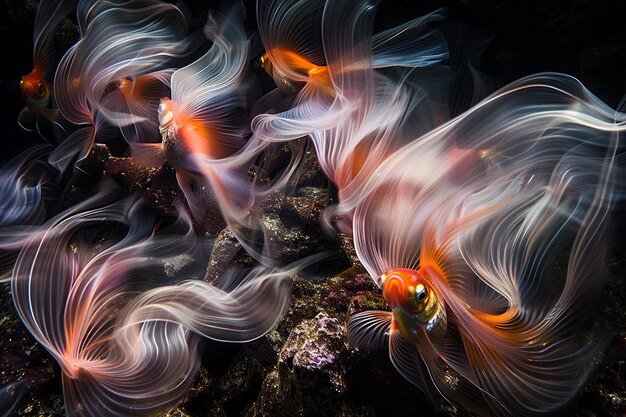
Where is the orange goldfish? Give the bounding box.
[20,68,51,114]
[347,74,625,416]
[259,49,332,97]
[128,4,254,228]
[19,0,76,135]
[256,0,448,99]
[378,268,447,344]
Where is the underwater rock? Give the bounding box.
[0,287,62,416]
[143,164,186,219]
[204,228,245,284]
[103,153,159,194]
[257,191,329,264]
[281,313,345,374]
[248,312,370,417]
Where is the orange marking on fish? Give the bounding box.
[380,267,447,343]
[271,48,326,78]
[20,68,50,112]
[263,48,334,96]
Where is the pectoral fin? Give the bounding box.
[388,329,433,394]
[130,143,166,168]
[347,310,391,352]
[18,107,36,131]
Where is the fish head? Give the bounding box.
[20,68,50,112]
[381,268,433,313]
[158,98,209,172]
[381,268,445,342]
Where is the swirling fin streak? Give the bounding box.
[388,330,441,402]
[371,10,449,69]
[48,126,94,173]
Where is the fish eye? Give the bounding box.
[37,82,45,96]
[414,284,427,302]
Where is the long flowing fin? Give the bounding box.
[388,330,444,404]
[371,10,449,69]
[169,3,251,160]
[33,0,77,78]
[0,145,54,227]
[48,126,94,173]
[352,73,625,415]
[256,0,326,82]
[55,0,196,140]
[17,107,36,132]
[100,70,174,144]
[129,143,166,168]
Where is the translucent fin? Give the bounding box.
[33,0,77,78]
[252,84,354,142]
[129,143,166,168]
[119,264,296,343]
[347,310,391,351]
[0,380,26,417]
[371,10,449,69]
[321,0,377,95]
[101,71,173,144]
[416,327,495,416]
[251,89,295,118]
[55,0,195,131]
[49,126,94,172]
[257,0,326,80]
[169,4,250,160]
[388,330,440,401]
[7,195,314,416]
[17,107,36,131]
[0,145,54,227]
[351,73,624,415]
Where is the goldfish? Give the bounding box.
[20,69,51,114]
[259,49,331,97]
[347,73,625,416]
[252,0,454,239]
[378,268,447,343]
[127,4,264,238]
[130,4,252,166]
[255,0,448,99]
[50,0,197,172]
[19,0,76,136]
